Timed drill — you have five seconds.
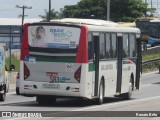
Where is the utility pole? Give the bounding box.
[145,0,147,17]
[16,5,32,26]
[48,0,51,22]
[107,0,110,21]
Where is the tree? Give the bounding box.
[110,0,155,22]
[62,0,156,22]
[63,0,106,19]
[39,9,59,20]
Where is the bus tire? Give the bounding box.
[121,82,132,100]
[96,81,104,105]
[0,88,6,101]
[16,87,20,95]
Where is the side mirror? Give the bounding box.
[10,64,15,71]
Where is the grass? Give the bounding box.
[142,54,160,61]
[142,54,160,73]
[5,54,20,72]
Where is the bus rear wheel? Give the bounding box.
[121,82,132,100]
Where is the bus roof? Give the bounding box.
[51,18,118,27]
[87,25,140,33]
[117,22,135,27]
[29,19,140,34]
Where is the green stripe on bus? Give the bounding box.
[35,57,75,63]
[88,63,95,71]
[123,61,128,64]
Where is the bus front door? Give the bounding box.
[93,34,100,97]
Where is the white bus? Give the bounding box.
[19,18,141,104]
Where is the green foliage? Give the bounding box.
[142,54,160,61]
[39,9,59,20]
[142,62,160,73]
[5,55,20,72]
[62,0,156,22]
[142,54,160,73]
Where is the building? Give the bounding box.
[0,18,42,49]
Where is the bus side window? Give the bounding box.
[105,33,111,59]
[88,33,93,61]
[129,34,136,58]
[122,33,129,58]
[111,34,117,58]
[100,33,105,59]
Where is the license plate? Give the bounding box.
[43,83,60,89]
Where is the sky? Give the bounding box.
[0,0,80,18]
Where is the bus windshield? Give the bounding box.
[28,25,81,50]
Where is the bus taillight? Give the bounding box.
[74,66,81,83]
[24,63,30,80]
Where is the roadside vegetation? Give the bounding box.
[39,0,155,22]
[5,54,20,72]
[142,54,160,73]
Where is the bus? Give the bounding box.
[136,17,160,47]
[19,18,141,105]
[117,22,135,27]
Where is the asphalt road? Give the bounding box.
[0,71,160,120]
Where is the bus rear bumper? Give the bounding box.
[20,81,82,98]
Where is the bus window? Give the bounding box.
[88,33,93,61]
[111,34,117,58]
[105,34,111,59]
[122,34,129,58]
[100,33,105,60]
[129,34,136,58]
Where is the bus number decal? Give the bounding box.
[49,76,69,83]
[101,64,113,70]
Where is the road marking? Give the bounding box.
[72,95,160,111]
[141,84,152,87]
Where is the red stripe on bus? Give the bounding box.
[20,23,29,60]
[128,60,133,64]
[75,25,88,63]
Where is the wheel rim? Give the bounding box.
[99,84,104,104]
[129,83,132,98]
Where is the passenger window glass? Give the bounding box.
[123,34,129,58]
[88,33,93,61]
[106,34,111,59]
[100,33,105,59]
[111,34,117,58]
[129,34,136,58]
